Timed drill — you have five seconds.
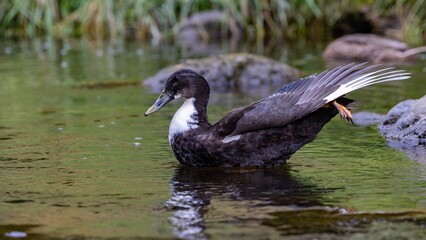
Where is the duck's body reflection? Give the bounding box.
[165,166,333,239]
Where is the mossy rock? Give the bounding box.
[143,53,299,93]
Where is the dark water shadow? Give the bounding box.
[165,165,333,239]
[165,166,426,239]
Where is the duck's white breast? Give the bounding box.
[169,97,198,144]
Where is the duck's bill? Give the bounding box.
[144,91,173,116]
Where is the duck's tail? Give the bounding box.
[323,64,411,103]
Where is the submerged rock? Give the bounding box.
[352,111,386,126]
[378,95,426,162]
[143,53,299,93]
[323,34,426,64]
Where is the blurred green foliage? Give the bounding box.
[0,0,425,44]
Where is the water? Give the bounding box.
[0,38,426,239]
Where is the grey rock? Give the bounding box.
[323,34,426,65]
[352,111,386,126]
[143,53,300,95]
[386,140,426,164]
[379,95,426,162]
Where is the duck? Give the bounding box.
[144,63,410,167]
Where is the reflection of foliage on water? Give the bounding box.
[263,208,426,237]
[1,0,425,44]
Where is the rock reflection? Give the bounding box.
[166,166,330,239]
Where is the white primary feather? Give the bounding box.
[324,67,411,102]
[169,98,198,144]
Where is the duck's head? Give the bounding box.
[144,69,209,116]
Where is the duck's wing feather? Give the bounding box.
[213,63,410,137]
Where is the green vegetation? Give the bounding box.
[0,0,425,44]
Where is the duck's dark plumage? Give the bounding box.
[171,100,350,167]
[145,63,410,167]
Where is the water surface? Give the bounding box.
[1,39,426,239]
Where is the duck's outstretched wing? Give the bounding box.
[213,63,410,137]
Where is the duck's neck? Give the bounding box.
[168,96,209,144]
